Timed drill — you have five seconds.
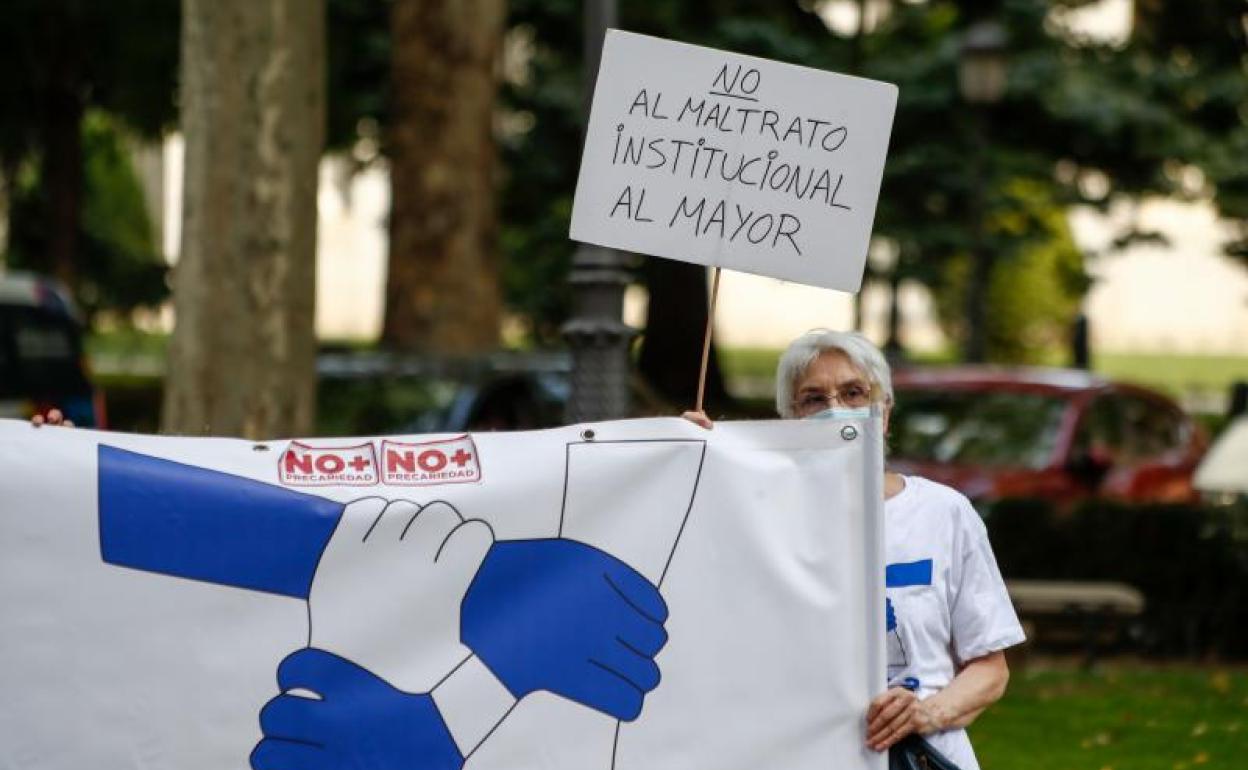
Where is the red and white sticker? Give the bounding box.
[380,436,481,486]
[279,441,379,487]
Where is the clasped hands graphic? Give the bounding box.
[251,499,671,770]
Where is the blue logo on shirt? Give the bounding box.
[885,559,932,687]
[886,559,933,589]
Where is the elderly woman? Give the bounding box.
[686,329,1024,770]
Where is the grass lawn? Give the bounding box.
[88,332,1244,404]
[1093,354,1248,397]
[719,348,1247,405]
[85,327,170,359]
[971,664,1248,770]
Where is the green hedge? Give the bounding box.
[985,499,1248,659]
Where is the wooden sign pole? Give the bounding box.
[693,267,722,415]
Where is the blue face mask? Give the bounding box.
[805,406,872,421]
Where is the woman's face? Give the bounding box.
[791,349,891,429]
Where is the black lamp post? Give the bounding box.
[958,21,1008,106]
[958,19,1007,363]
[562,0,635,423]
[870,239,906,363]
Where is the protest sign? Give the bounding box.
[0,417,885,770]
[570,30,898,292]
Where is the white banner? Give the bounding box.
[570,30,898,292]
[0,417,884,770]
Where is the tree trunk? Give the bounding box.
[962,114,992,364]
[42,7,85,289]
[638,260,731,413]
[963,245,992,363]
[0,159,14,262]
[163,0,325,438]
[382,0,506,352]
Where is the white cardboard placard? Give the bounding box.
[570,30,898,292]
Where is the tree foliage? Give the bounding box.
[5,112,168,321]
[1,0,1238,364]
[1131,0,1248,262]
[500,0,1244,369]
[238,0,1248,372]
[0,0,178,318]
[933,180,1089,363]
[311,0,1244,373]
[326,0,392,153]
[0,0,179,162]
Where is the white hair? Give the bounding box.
[774,329,894,418]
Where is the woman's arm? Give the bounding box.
[921,650,1009,730]
[865,650,1009,751]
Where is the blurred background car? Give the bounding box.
[323,355,1211,513]
[315,350,572,436]
[1196,416,1248,501]
[1194,383,1248,521]
[887,366,1208,508]
[0,272,104,428]
[315,349,701,437]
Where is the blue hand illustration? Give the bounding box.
[97,446,676,732]
[461,539,670,722]
[251,648,463,770]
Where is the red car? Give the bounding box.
[886,366,1208,507]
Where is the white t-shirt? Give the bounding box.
[884,475,1026,770]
